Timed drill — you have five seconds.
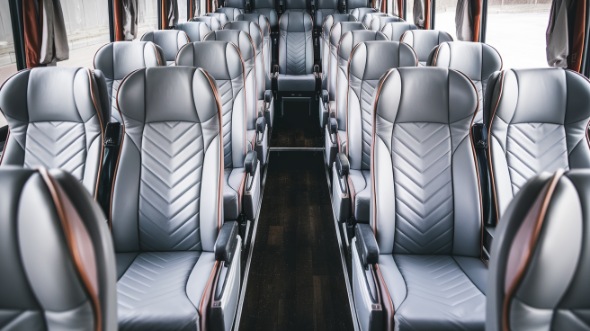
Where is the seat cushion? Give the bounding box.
[278,74,317,92]
[348,169,370,223]
[224,168,246,220]
[379,254,486,331]
[116,251,216,331]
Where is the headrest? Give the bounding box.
[176,22,212,42]
[191,16,222,31]
[236,14,271,37]
[430,41,502,82]
[224,21,264,50]
[279,11,313,32]
[375,67,477,124]
[118,66,220,124]
[370,15,404,31]
[349,41,417,81]
[401,29,453,62]
[140,30,190,62]
[204,30,256,63]
[380,22,417,41]
[330,22,366,46]
[94,41,164,80]
[206,12,229,26]
[322,14,356,39]
[338,30,388,61]
[176,41,244,81]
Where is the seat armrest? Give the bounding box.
[328,117,338,135]
[245,150,258,176]
[264,90,273,104]
[256,116,266,134]
[215,221,239,265]
[321,89,329,104]
[335,152,349,178]
[483,226,495,260]
[355,223,379,268]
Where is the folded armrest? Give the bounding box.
[245,150,258,176]
[321,89,329,104]
[215,221,239,265]
[264,90,273,104]
[355,224,379,268]
[328,117,338,135]
[335,152,349,178]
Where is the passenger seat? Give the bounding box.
[251,0,279,33]
[487,169,590,331]
[113,67,242,331]
[177,41,262,226]
[207,12,230,26]
[380,21,416,41]
[140,30,190,66]
[276,11,318,94]
[191,16,222,31]
[176,21,212,41]
[0,67,109,196]
[349,6,376,23]
[487,68,590,222]
[400,29,452,65]
[352,67,486,331]
[315,0,341,32]
[94,41,165,123]
[331,41,417,225]
[216,0,245,21]
[324,30,387,167]
[369,15,403,31]
[0,167,117,331]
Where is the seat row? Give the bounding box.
[0,33,285,328]
[314,16,590,330]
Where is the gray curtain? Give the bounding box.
[39,0,69,64]
[122,0,138,40]
[455,0,473,41]
[168,0,179,27]
[546,0,571,68]
[413,0,426,28]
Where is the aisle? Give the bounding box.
[238,151,354,331]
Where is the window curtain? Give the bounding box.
[189,0,200,18]
[455,0,482,41]
[161,0,179,29]
[546,0,587,72]
[413,0,430,29]
[113,0,138,41]
[22,0,69,68]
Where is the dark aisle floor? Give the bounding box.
[239,151,354,331]
[271,99,323,147]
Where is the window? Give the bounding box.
[57,0,110,68]
[138,0,158,37]
[0,1,17,87]
[434,0,458,40]
[485,0,551,68]
[405,0,416,25]
[178,0,188,23]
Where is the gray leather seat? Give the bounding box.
[324,30,387,167]
[177,41,262,223]
[113,67,242,331]
[284,0,309,12]
[236,14,273,88]
[429,41,502,123]
[94,41,165,122]
[0,167,117,331]
[352,67,486,331]
[319,21,365,127]
[315,0,341,30]
[140,30,190,66]
[400,29,453,65]
[191,16,222,31]
[369,15,403,31]
[331,41,416,224]
[0,67,108,196]
[225,21,275,129]
[487,68,590,221]
[361,12,389,29]
[487,169,590,331]
[320,14,354,90]
[206,28,270,164]
[206,12,230,26]
[251,0,279,32]
[349,6,376,22]
[216,7,244,21]
[380,21,416,41]
[216,0,245,21]
[176,21,212,41]
[277,11,317,92]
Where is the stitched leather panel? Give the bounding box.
[286,32,309,75]
[139,122,203,251]
[24,122,87,182]
[217,79,235,167]
[392,123,453,254]
[392,255,486,330]
[117,252,201,330]
[0,310,45,330]
[111,79,122,122]
[506,123,568,194]
[360,80,378,169]
[474,80,483,123]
